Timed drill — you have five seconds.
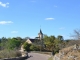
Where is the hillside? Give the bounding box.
[53,44,80,60]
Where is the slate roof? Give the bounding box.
[38,29,43,35]
[29,39,35,42]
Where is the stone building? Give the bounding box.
[26,29,43,44]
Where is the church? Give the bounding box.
[26,29,43,44]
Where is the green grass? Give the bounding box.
[48,56,53,60]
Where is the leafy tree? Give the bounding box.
[23,42,31,51]
[0,37,8,49]
[30,44,39,51]
[55,35,64,49]
[43,35,64,54]
[0,37,23,50]
[57,35,64,40]
[43,35,55,51]
[16,37,23,41]
[7,38,21,50]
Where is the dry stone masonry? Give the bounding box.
[53,44,80,60]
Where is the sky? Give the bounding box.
[0,0,80,39]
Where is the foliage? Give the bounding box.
[48,56,53,60]
[0,35,65,55]
[23,42,40,51]
[6,38,21,50]
[30,44,39,51]
[44,35,55,51]
[23,42,31,51]
[0,49,21,59]
[0,37,22,50]
[43,35,64,54]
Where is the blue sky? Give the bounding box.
[0,0,80,39]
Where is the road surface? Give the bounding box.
[26,52,50,60]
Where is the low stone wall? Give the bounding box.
[0,55,28,60]
[30,51,51,55]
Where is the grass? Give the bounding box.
[0,49,22,59]
[48,56,53,60]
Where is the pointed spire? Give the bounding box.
[40,29,43,34]
[38,25,43,35]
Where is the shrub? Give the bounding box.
[30,45,39,51]
[23,42,31,51]
[0,49,21,59]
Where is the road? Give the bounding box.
[26,52,50,60]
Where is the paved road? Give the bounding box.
[26,52,50,60]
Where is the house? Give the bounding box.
[26,39,35,44]
[26,29,43,44]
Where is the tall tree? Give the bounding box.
[57,35,64,41]
[43,35,55,51]
[56,35,64,49]
[71,29,80,40]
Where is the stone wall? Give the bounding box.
[53,44,80,60]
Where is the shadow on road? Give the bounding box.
[28,55,33,58]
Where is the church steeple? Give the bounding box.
[40,29,43,34]
[38,28,43,40]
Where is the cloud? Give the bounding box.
[11,31,18,34]
[54,5,57,7]
[45,18,54,20]
[0,21,13,25]
[0,1,9,8]
[59,27,65,30]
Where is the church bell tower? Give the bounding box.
[38,29,43,40]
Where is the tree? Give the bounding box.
[71,29,80,40]
[43,35,50,51]
[30,44,39,51]
[16,37,23,41]
[7,38,21,50]
[0,37,8,49]
[43,35,65,53]
[23,37,30,40]
[23,42,31,51]
[57,35,64,41]
[55,35,64,49]
[1,37,7,43]
[43,35,55,51]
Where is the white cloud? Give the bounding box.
[54,5,57,7]
[45,18,54,20]
[0,21,13,25]
[0,1,9,8]
[59,27,65,30]
[11,31,18,34]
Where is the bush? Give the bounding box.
[30,45,39,51]
[23,42,31,51]
[0,49,21,59]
